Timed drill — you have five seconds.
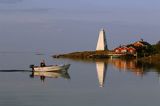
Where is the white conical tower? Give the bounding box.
[96,62,106,87]
[96,29,107,50]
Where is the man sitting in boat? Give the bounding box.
[40,60,46,67]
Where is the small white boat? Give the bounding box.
[30,64,70,72]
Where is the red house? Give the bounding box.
[114,46,136,54]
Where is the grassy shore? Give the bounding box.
[53,50,136,60]
[53,50,111,59]
[53,48,160,63]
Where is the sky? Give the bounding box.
[0,0,160,53]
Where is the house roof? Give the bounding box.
[113,40,151,51]
[133,41,151,46]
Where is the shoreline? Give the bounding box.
[53,50,135,59]
[53,51,160,63]
[53,51,109,59]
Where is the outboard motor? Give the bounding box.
[30,64,34,71]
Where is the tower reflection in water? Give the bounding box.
[96,62,107,87]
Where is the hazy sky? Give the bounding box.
[0,0,160,53]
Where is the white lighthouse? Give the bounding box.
[96,29,107,51]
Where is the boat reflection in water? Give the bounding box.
[30,70,70,82]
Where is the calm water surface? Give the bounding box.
[1,0,160,106]
[0,53,160,106]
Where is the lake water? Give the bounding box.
[0,52,160,106]
[1,0,160,106]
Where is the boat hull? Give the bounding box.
[32,64,70,72]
